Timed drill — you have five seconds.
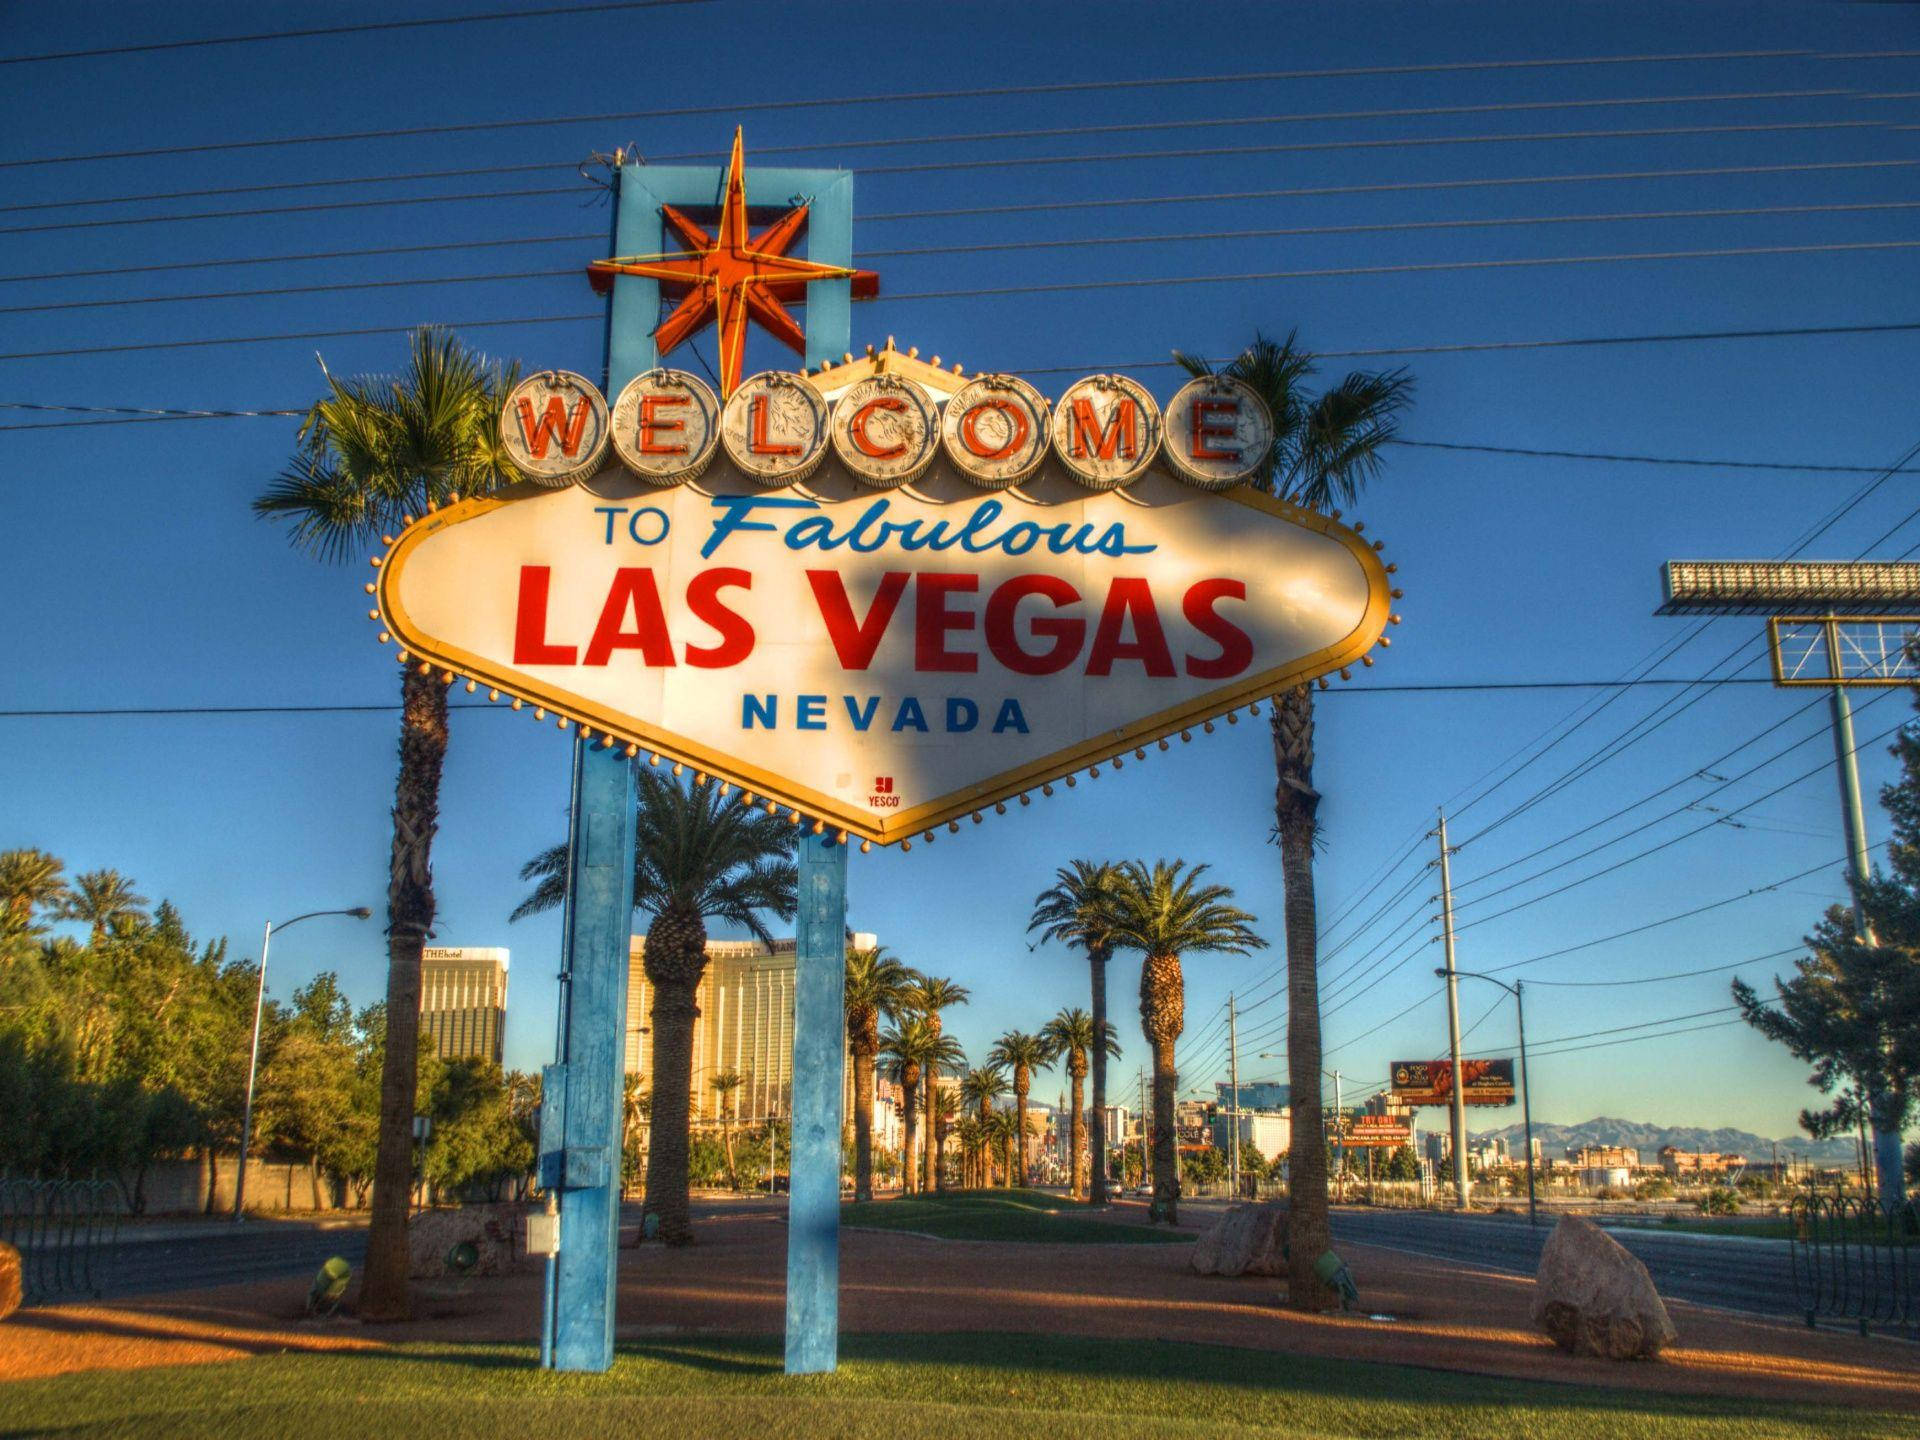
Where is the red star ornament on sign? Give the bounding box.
[587,128,880,396]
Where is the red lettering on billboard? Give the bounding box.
[583,568,676,667]
[1067,397,1139,461]
[807,571,910,670]
[515,395,593,459]
[1086,577,1174,677]
[983,574,1084,676]
[960,398,1030,459]
[915,573,979,673]
[513,566,578,664]
[637,394,690,455]
[849,396,909,459]
[1182,578,1253,678]
[748,395,801,455]
[1189,398,1241,463]
[684,567,754,668]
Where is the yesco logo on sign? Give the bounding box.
[373,352,1397,844]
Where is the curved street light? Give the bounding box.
[1435,968,1537,1227]
[234,906,373,1220]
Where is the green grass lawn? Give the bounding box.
[1,1331,1905,1440]
[841,1188,1191,1244]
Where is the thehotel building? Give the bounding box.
[419,946,509,1064]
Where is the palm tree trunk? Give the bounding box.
[1015,1083,1030,1186]
[922,1072,937,1193]
[1274,685,1335,1310]
[1068,1067,1087,1201]
[852,1044,876,1202]
[1089,949,1111,1205]
[359,665,448,1321]
[901,1081,919,1196]
[1150,1037,1178,1224]
[645,979,699,1244]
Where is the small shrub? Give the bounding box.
[1698,1186,1741,1216]
[1634,1176,1674,1201]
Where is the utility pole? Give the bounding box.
[1138,1067,1149,1191]
[1825,623,1880,944]
[1436,808,1470,1209]
[1226,994,1241,1198]
[1331,1068,1344,1202]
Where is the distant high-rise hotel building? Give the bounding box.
[419,946,509,1064]
[627,932,878,1126]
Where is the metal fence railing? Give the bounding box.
[0,1177,121,1304]
[1788,1192,1918,1335]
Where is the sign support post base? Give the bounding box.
[785,830,847,1375]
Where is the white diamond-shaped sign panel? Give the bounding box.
[376,459,1390,843]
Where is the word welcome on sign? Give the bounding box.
[373,349,1398,845]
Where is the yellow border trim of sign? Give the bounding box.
[376,483,1393,845]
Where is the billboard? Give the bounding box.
[1341,1115,1413,1149]
[372,354,1396,845]
[1389,1058,1515,1107]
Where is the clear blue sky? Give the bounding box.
[3,2,1917,1145]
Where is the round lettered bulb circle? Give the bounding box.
[1161,375,1274,491]
[610,369,720,486]
[721,370,830,487]
[941,374,1051,489]
[830,376,940,488]
[1049,374,1162,490]
[500,370,611,487]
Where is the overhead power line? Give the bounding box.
[0,0,711,66]
[1527,947,1802,987]
[0,50,1840,169]
[21,201,1920,323]
[0,89,1868,218]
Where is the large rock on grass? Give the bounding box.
[1532,1215,1676,1360]
[1190,1201,1286,1277]
[406,1203,526,1279]
[0,1241,19,1320]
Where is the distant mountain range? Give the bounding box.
[1467,1115,1861,1165]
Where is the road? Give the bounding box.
[85,1219,373,1301]
[1328,1208,1795,1320]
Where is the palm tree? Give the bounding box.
[931,1085,960,1190]
[63,869,148,945]
[902,972,971,1192]
[621,1075,651,1197]
[1110,860,1264,1225]
[882,1017,964,1194]
[1029,861,1126,1204]
[986,1108,1022,1190]
[513,766,796,1244]
[1039,1007,1121,1201]
[0,849,68,939]
[256,328,517,1319]
[987,1031,1050,1186]
[710,1070,743,1185]
[952,1113,986,1188]
[844,944,914,1201]
[959,1064,1009,1187]
[1176,332,1411,1299]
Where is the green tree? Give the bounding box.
[987,1031,1051,1186]
[1178,333,1411,1300]
[255,329,518,1318]
[1737,689,1920,1209]
[710,1070,744,1186]
[902,972,970,1192]
[424,1061,531,1201]
[1183,1144,1227,1188]
[0,849,69,938]
[959,1064,1009,1187]
[844,944,913,1200]
[513,766,796,1244]
[882,1017,963,1194]
[1038,1007,1120,1200]
[62,869,148,946]
[1028,861,1126,1204]
[1109,859,1264,1224]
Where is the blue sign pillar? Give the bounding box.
[546,736,637,1371]
[541,154,856,1375]
[786,832,848,1374]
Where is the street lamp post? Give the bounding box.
[233,906,373,1221]
[1435,968,1537,1227]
